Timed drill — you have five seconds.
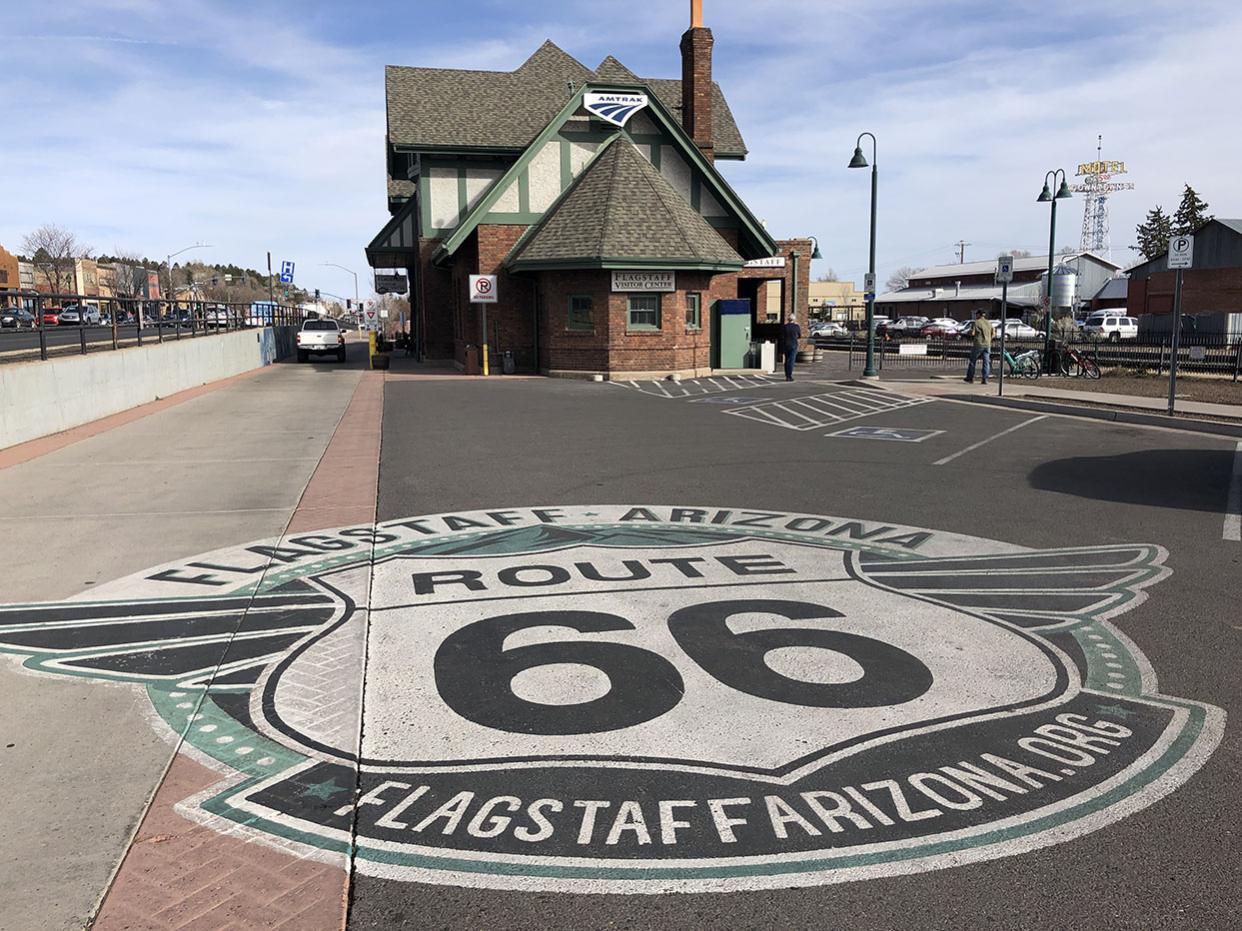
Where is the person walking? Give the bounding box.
[781,315,802,381]
[964,309,993,384]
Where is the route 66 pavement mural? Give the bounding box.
[0,506,1224,893]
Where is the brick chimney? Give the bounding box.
[680,0,714,162]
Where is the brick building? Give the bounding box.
[1126,219,1242,319]
[0,245,18,301]
[365,3,810,378]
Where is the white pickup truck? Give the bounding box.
[295,318,347,362]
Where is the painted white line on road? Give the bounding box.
[1224,440,1242,542]
[933,415,1048,466]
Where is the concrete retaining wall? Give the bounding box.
[0,327,297,450]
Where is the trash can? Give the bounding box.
[464,344,481,375]
[758,341,776,374]
[502,350,516,375]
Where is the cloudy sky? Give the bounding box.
[3,0,1239,296]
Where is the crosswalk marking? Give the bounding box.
[724,389,933,432]
[613,374,782,398]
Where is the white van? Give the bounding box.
[1084,314,1137,342]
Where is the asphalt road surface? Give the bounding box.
[351,372,1238,930]
[0,365,1236,930]
[0,322,213,355]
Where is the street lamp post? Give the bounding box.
[166,243,212,319]
[849,133,879,378]
[321,262,360,310]
[1036,171,1071,371]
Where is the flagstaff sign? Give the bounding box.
[612,271,675,292]
[0,507,1221,893]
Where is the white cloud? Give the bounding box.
[2,0,1238,293]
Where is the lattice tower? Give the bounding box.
[1070,135,1134,263]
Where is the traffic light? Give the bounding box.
[346,299,352,310]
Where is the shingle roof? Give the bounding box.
[386,41,747,158]
[387,179,415,200]
[506,137,744,270]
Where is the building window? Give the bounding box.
[627,294,661,331]
[567,295,593,330]
[685,292,702,330]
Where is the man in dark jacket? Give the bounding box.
[782,316,801,381]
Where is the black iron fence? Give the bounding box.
[0,291,306,364]
[829,332,1242,380]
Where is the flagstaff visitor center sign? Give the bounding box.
[612,271,675,292]
[0,506,1221,893]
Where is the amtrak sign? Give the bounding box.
[0,507,1222,893]
[584,92,649,127]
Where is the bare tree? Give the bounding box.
[21,224,91,295]
[886,266,919,291]
[815,268,839,282]
[1000,249,1032,259]
[107,250,149,299]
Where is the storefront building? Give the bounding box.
[366,4,810,377]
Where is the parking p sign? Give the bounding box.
[469,275,497,304]
[1168,235,1193,269]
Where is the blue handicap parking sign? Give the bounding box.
[827,426,943,442]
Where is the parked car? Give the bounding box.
[882,316,930,338]
[1,307,36,329]
[993,319,1040,340]
[919,321,961,339]
[57,307,83,326]
[295,318,347,362]
[1084,315,1138,342]
[810,321,847,338]
[41,310,60,326]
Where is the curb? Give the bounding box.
[948,394,1242,439]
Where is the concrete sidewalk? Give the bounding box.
[0,359,370,931]
[874,378,1242,422]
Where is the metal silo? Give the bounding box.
[1041,264,1078,309]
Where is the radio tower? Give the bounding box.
[1070,135,1134,263]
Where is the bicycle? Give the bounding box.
[1057,343,1101,379]
[1002,347,1042,378]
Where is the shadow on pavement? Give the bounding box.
[1029,447,1235,513]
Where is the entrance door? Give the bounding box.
[716,299,752,369]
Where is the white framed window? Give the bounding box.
[685,292,702,330]
[567,295,593,330]
[627,294,661,331]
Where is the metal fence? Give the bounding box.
[0,291,306,364]
[828,333,1242,380]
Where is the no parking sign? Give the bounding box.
[469,275,497,303]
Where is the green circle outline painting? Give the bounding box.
[0,506,1224,893]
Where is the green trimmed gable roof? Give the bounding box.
[507,137,744,272]
[386,41,747,159]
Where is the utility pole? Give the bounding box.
[956,240,970,264]
[267,252,276,305]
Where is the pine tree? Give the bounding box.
[1172,184,1212,236]
[1133,206,1172,260]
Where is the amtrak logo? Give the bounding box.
[0,507,1224,893]
[583,92,649,127]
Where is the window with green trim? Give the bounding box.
[627,294,661,331]
[685,292,702,330]
[567,295,593,330]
